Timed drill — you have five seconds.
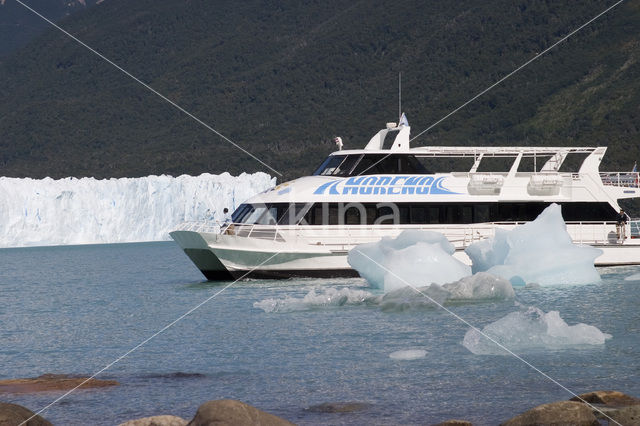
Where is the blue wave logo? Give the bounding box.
[313,176,458,195]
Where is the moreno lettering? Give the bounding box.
[313,176,457,195]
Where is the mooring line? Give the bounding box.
[14,0,282,177]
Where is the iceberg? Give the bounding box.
[463,305,612,355]
[0,172,274,247]
[443,272,515,301]
[465,204,602,286]
[347,230,471,292]
[376,272,514,312]
[389,349,427,360]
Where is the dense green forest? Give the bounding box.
[0,0,639,182]
[0,0,103,59]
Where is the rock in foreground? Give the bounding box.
[0,402,52,426]
[0,374,118,394]
[187,400,294,426]
[570,390,640,407]
[501,401,599,426]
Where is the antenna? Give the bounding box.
[398,72,402,124]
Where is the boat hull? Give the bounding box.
[171,229,640,281]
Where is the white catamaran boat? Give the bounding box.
[171,121,640,280]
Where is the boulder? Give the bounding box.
[606,405,640,425]
[119,415,188,426]
[0,374,118,393]
[305,402,370,413]
[187,400,294,426]
[501,401,599,426]
[570,390,640,407]
[432,420,473,426]
[0,402,52,426]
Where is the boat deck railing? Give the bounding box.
[195,220,635,248]
[630,219,640,238]
[599,172,640,188]
[174,221,222,234]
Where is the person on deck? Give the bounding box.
[616,209,628,240]
[223,208,235,235]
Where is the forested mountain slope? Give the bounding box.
[0,0,638,180]
[0,0,105,58]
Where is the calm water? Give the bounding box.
[0,242,639,425]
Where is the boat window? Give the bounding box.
[376,205,395,224]
[476,157,515,173]
[414,157,476,174]
[351,154,428,175]
[277,203,311,225]
[313,155,345,176]
[297,202,617,225]
[517,155,553,173]
[558,153,590,172]
[241,206,266,224]
[313,155,361,176]
[344,206,363,225]
[474,204,490,223]
[411,205,427,224]
[231,204,253,223]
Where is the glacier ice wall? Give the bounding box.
[0,172,275,247]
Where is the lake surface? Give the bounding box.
[1,242,639,425]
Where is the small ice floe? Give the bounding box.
[389,349,427,360]
[347,230,471,292]
[443,272,515,301]
[465,204,602,286]
[463,305,612,355]
[253,287,373,313]
[624,272,640,281]
[255,273,515,314]
[376,272,515,312]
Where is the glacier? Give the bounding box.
[0,172,274,247]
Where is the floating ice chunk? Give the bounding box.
[389,349,427,360]
[374,273,514,312]
[624,272,640,281]
[253,287,373,313]
[465,204,602,286]
[256,273,513,314]
[463,306,612,355]
[348,230,471,292]
[377,284,450,312]
[443,272,515,301]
